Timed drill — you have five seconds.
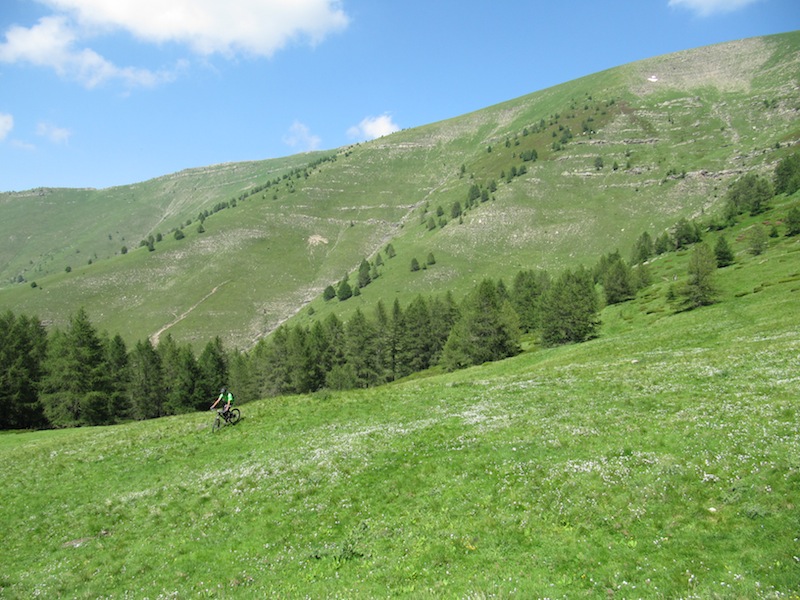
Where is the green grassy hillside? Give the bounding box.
[2,200,798,597]
[0,32,798,349]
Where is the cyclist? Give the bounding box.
[211,387,234,418]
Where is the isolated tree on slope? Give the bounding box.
[681,242,718,310]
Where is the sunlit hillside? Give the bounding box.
[0,32,798,349]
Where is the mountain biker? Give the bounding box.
[211,387,234,418]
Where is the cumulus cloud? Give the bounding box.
[282,121,321,152]
[39,0,349,56]
[347,114,400,141]
[667,0,762,17]
[0,1,348,87]
[37,122,73,144]
[0,113,13,141]
[0,16,174,88]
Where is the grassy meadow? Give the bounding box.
[2,204,799,598]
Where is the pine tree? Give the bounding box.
[128,339,164,420]
[337,277,353,301]
[630,231,654,265]
[106,333,130,420]
[440,280,521,371]
[603,259,636,305]
[714,235,735,267]
[774,152,800,196]
[357,258,371,289]
[197,337,228,406]
[0,311,48,429]
[344,309,380,388]
[540,267,600,347]
[40,309,112,426]
[511,270,550,333]
[397,295,434,376]
[785,206,800,236]
[681,242,718,309]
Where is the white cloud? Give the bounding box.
[0,16,173,88]
[0,113,13,141]
[282,121,321,152]
[39,0,349,57]
[37,122,72,144]
[667,0,762,17]
[0,1,348,88]
[347,114,400,141]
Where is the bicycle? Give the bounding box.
[211,407,241,432]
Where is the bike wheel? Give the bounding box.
[211,415,222,432]
[228,408,241,425]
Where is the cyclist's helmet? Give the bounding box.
[220,387,226,394]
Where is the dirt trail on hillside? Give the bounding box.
[150,281,229,346]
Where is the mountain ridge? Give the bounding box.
[0,31,798,349]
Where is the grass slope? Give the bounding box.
[0,32,798,349]
[2,201,799,598]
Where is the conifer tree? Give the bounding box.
[714,235,735,267]
[128,339,164,420]
[397,295,434,376]
[106,333,130,420]
[603,259,636,305]
[0,311,48,429]
[357,258,371,289]
[511,269,550,333]
[440,280,521,370]
[197,336,228,406]
[344,308,380,388]
[681,242,718,309]
[785,206,800,236]
[40,309,113,426]
[540,267,600,347]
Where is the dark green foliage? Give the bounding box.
[337,277,353,301]
[654,231,673,255]
[197,337,228,406]
[345,309,382,388]
[511,270,550,333]
[426,253,436,266]
[385,243,396,259]
[603,259,636,305]
[784,206,800,236]
[681,242,718,309]
[630,231,654,265]
[40,308,112,427]
[174,229,185,241]
[128,339,164,420]
[357,259,371,289]
[106,333,130,420]
[672,218,702,249]
[0,311,48,429]
[451,201,462,219]
[774,152,800,196]
[396,295,434,377]
[748,224,768,256]
[323,285,336,301]
[440,280,521,371]
[410,258,420,272]
[540,267,600,347]
[724,173,773,221]
[714,235,735,267]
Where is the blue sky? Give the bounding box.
[0,0,797,191]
